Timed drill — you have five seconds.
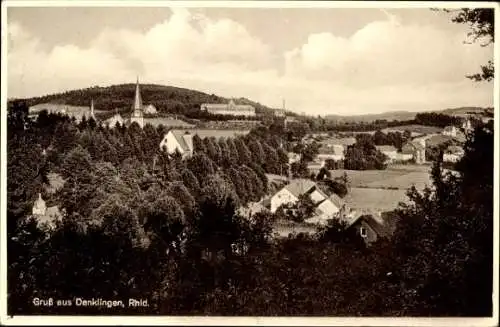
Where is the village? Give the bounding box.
[27,77,484,246]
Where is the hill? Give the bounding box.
[325,111,418,123]
[325,106,493,123]
[14,83,276,116]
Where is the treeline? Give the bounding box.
[300,112,464,133]
[362,130,411,151]
[15,84,275,118]
[7,100,494,316]
[344,135,388,170]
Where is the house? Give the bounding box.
[143,104,157,115]
[316,144,345,164]
[443,145,465,163]
[201,99,255,117]
[305,193,346,225]
[270,179,327,213]
[462,117,473,134]
[287,152,301,164]
[442,125,458,137]
[401,141,426,164]
[159,130,195,158]
[375,145,398,163]
[105,113,125,128]
[347,212,398,245]
[32,193,62,229]
[159,129,251,158]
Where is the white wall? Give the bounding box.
[159,132,185,155]
[271,188,298,213]
[310,189,327,204]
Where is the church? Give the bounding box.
[105,77,147,128]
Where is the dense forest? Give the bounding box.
[6,98,493,316]
[18,83,277,117]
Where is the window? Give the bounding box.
[360,227,368,238]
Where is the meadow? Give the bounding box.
[330,164,432,191]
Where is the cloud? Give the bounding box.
[7,9,494,115]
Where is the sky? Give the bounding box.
[6,5,495,115]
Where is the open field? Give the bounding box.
[330,164,432,191]
[143,117,195,128]
[382,124,443,134]
[343,188,410,212]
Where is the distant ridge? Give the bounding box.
[13,83,276,116]
[325,107,493,123]
[11,83,493,121]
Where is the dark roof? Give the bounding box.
[350,212,399,238]
[284,179,316,198]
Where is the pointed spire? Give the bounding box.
[133,76,143,111]
[38,193,42,201]
[90,99,95,119]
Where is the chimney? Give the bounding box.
[183,132,194,152]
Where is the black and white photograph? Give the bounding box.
[1,1,498,325]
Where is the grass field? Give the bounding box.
[382,124,443,135]
[343,188,411,212]
[330,164,432,191]
[143,117,195,128]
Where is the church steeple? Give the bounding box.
[130,76,145,128]
[90,99,95,119]
[133,76,143,111]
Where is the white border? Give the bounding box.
[1,1,499,326]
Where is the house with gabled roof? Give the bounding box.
[159,129,195,158]
[305,193,347,225]
[401,140,426,164]
[270,179,328,213]
[347,211,399,245]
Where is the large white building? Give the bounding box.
[201,99,255,117]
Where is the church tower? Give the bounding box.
[130,77,144,128]
[90,99,96,120]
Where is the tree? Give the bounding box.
[449,8,494,82]
[316,167,331,180]
[141,196,186,256]
[234,138,252,165]
[186,153,216,182]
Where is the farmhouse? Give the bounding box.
[305,193,347,225]
[401,141,426,164]
[375,145,398,163]
[347,212,398,245]
[270,179,327,213]
[201,99,256,117]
